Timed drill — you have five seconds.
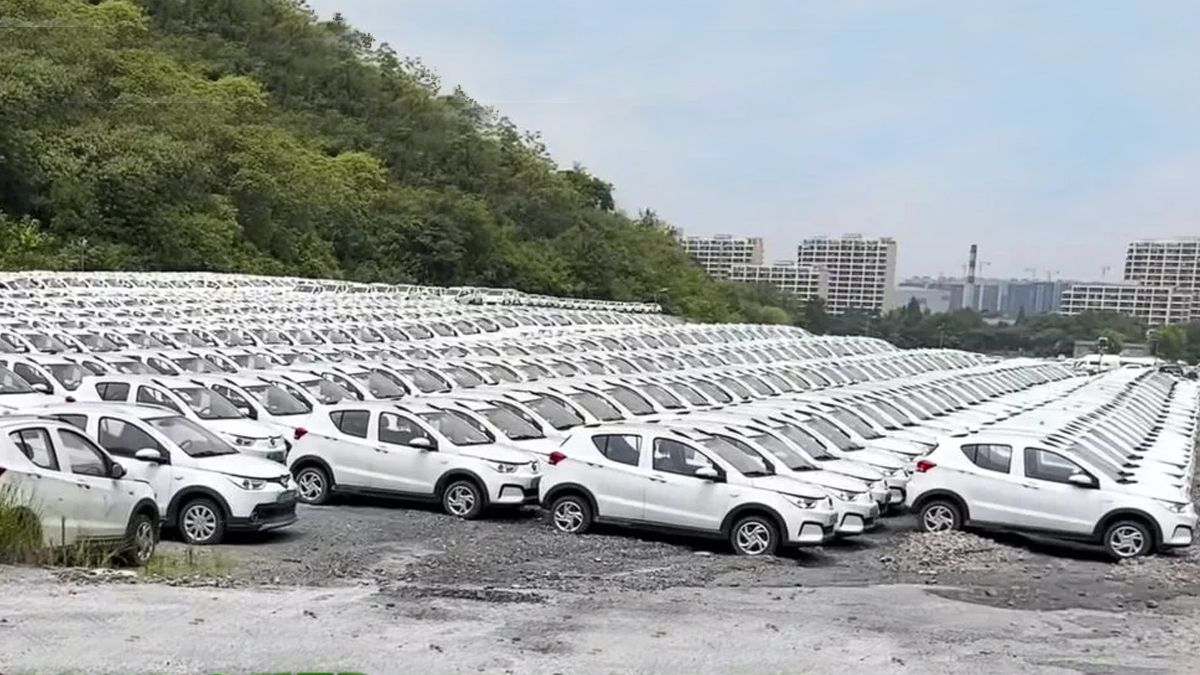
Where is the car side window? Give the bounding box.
[1024,448,1088,485]
[652,438,714,477]
[9,429,59,471]
[591,434,641,466]
[961,444,1013,473]
[213,385,254,417]
[98,417,161,458]
[378,412,434,446]
[96,382,130,401]
[52,414,88,432]
[14,363,50,389]
[57,430,110,477]
[137,386,182,413]
[330,410,369,439]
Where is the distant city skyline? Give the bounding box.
[310,1,1200,279]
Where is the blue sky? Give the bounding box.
[308,1,1200,279]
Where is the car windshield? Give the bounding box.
[716,377,752,399]
[773,422,837,459]
[527,395,585,430]
[147,415,238,457]
[170,387,244,420]
[692,380,733,404]
[640,383,685,410]
[482,365,520,383]
[0,366,35,394]
[570,391,624,421]
[604,387,654,415]
[46,363,88,391]
[172,357,222,374]
[875,399,916,422]
[855,405,897,431]
[699,436,771,476]
[750,432,814,471]
[77,333,120,351]
[419,410,493,446]
[350,370,406,399]
[803,418,857,451]
[831,409,881,438]
[447,367,485,388]
[396,367,449,393]
[478,405,543,440]
[667,382,708,406]
[244,384,311,416]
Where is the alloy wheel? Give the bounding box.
[553,500,585,533]
[445,484,477,517]
[735,521,772,555]
[297,469,325,502]
[922,504,956,532]
[182,504,218,543]
[1108,525,1146,558]
[133,520,155,564]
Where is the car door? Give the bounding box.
[374,411,445,497]
[96,416,176,517]
[588,434,647,521]
[1013,447,1110,535]
[642,437,732,532]
[953,444,1031,525]
[323,409,376,489]
[55,428,130,539]
[7,427,79,546]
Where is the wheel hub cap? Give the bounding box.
[135,521,154,561]
[446,485,476,515]
[923,505,955,532]
[1110,526,1145,557]
[298,471,323,501]
[183,505,217,542]
[736,522,771,554]
[554,502,584,532]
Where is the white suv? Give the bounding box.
[906,433,1197,559]
[540,423,837,555]
[285,401,540,518]
[0,416,159,565]
[39,404,297,545]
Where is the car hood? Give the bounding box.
[814,458,884,481]
[748,474,828,500]
[845,448,907,470]
[456,444,538,464]
[194,453,290,480]
[203,418,282,439]
[505,437,562,457]
[0,392,54,410]
[784,468,869,493]
[867,438,925,457]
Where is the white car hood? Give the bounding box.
[786,469,869,493]
[507,437,563,457]
[204,418,281,439]
[846,448,907,470]
[814,458,884,481]
[748,474,828,500]
[194,453,290,480]
[0,392,54,411]
[868,438,925,457]
[457,444,538,464]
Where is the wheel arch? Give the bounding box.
[542,482,599,515]
[720,503,787,539]
[290,455,335,488]
[1093,508,1163,547]
[910,489,970,522]
[435,469,490,507]
[131,497,160,524]
[165,487,233,526]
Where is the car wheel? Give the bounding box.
[120,512,158,566]
[550,494,593,534]
[442,479,484,520]
[918,500,962,533]
[178,498,225,545]
[294,465,330,505]
[1104,520,1152,559]
[730,515,779,556]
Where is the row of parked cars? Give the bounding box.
[0,272,1195,564]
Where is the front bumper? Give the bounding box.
[227,491,298,532]
[834,501,881,536]
[489,474,541,505]
[786,509,838,546]
[1159,509,1198,548]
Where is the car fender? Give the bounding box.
[165,486,233,524]
[720,503,788,537]
[908,489,971,521]
[288,454,336,486]
[1093,508,1163,546]
[541,482,599,514]
[434,467,491,506]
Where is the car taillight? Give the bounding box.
[548,451,566,465]
[293,427,308,441]
[915,460,936,473]
[64,396,76,403]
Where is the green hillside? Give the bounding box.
[0,0,795,323]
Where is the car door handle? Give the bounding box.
[648,476,667,483]
[374,446,389,454]
[76,482,91,490]
[1020,482,1040,490]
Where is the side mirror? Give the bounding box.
[110,462,126,479]
[408,437,435,451]
[240,406,257,420]
[695,466,720,481]
[32,382,52,394]
[135,448,167,463]
[1067,473,1096,488]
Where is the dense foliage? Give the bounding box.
[0,0,790,322]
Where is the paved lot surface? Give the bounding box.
[3,498,1200,673]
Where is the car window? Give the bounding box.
[568,392,624,421]
[1024,448,1089,484]
[137,386,183,413]
[58,429,110,477]
[961,444,1013,473]
[378,412,434,446]
[591,434,641,466]
[52,414,88,431]
[9,428,59,470]
[418,411,493,445]
[652,438,715,477]
[99,417,161,458]
[526,395,584,430]
[13,363,51,390]
[212,384,256,417]
[96,381,131,401]
[330,410,369,438]
[478,405,543,440]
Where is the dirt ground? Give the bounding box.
[4,497,1200,673]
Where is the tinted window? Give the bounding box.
[58,430,109,477]
[961,444,1012,473]
[136,386,183,413]
[378,412,434,446]
[99,417,162,458]
[592,434,641,466]
[53,414,88,431]
[526,395,584,430]
[330,410,369,438]
[146,416,236,456]
[9,428,58,470]
[479,405,542,440]
[419,411,492,445]
[569,392,624,421]
[652,439,715,477]
[96,382,131,401]
[1024,448,1088,484]
[603,387,654,416]
[14,363,51,390]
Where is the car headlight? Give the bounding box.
[528,461,540,474]
[787,495,827,509]
[829,489,854,501]
[231,435,256,447]
[1154,499,1191,514]
[854,491,874,504]
[488,461,520,474]
[225,476,267,490]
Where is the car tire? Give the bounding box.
[442,479,484,520]
[294,465,331,505]
[550,494,593,534]
[177,498,226,545]
[1103,519,1153,559]
[918,499,962,533]
[120,512,158,566]
[730,515,779,556]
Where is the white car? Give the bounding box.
[286,401,540,518]
[0,416,159,564]
[539,423,838,555]
[39,403,297,545]
[71,375,288,462]
[907,434,1198,559]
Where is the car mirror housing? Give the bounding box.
[1067,473,1095,488]
[408,437,435,451]
[695,466,720,481]
[135,448,167,463]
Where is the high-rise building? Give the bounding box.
[681,234,764,279]
[796,235,897,314]
[1058,238,1200,324]
[1123,238,1200,289]
[727,263,828,300]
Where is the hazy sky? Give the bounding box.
[308,1,1200,280]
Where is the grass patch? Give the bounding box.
[0,485,44,564]
[142,547,233,579]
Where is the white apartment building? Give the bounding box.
[727,263,828,300]
[1059,283,1194,325]
[682,234,765,279]
[1123,238,1200,289]
[796,235,897,314]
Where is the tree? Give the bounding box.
[1099,329,1125,354]
[800,297,830,334]
[1156,325,1187,361]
